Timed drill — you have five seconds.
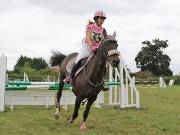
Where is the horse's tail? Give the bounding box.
[50,51,66,67]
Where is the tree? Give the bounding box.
[14,55,48,72]
[135,39,172,76]
[14,55,32,73]
[31,58,48,70]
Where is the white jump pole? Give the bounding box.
[169,80,174,86]
[0,54,7,112]
[120,57,125,108]
[23,72,29,82]
[109,64,113,105]
[159,77,166,88]
[119,56,140,108]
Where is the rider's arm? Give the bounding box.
[103,28,107,38]
[85,31,92,46]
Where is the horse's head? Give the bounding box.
[99,32,120,67]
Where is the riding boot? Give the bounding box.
[63,62,78,83]
[63,61,81,84]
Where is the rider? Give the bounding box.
[64,10,107,83]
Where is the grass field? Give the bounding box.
[0,86,180,135]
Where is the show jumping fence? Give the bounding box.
[0,54,140,112]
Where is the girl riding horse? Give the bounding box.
[50,11,120,131]
[64,11,107,83]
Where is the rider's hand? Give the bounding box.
[91,46,97,52]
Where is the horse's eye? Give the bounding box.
[113,41,117,44]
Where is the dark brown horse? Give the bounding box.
[50,33,120,130]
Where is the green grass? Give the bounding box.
[0,86,180,135]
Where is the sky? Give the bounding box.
[0,0,180,74]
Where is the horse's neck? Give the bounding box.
[86,50,106,82]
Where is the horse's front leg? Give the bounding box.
[80,97,97,131]
[67,96,83,123]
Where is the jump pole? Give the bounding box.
[0,54,7,112]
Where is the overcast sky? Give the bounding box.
[0,0,179,74]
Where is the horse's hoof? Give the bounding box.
[67,116,73,123]
[80,122,88,131]
[54,107,60,120]
[54,113,59,120]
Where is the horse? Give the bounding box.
[50,33,120,131]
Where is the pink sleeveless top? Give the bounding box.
[85,23,105,51]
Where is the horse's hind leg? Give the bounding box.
[54,74,65,120]
[67,96,83,123]
[80,97,97,131]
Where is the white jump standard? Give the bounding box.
[0,54,7,112]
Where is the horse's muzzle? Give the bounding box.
[112,59,120,67]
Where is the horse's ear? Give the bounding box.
[113,31,116,39]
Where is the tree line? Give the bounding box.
[8,55,58,81]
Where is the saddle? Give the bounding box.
[66,53,94,78]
